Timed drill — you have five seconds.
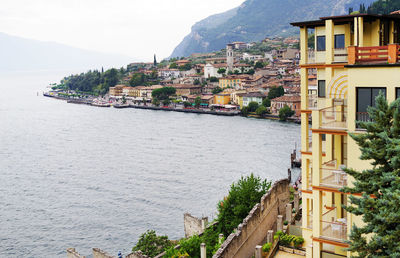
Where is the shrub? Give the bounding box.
[274,230,285,241]
[279,234,295,247]
[183,101,192,108]
[262,242,272,252]
[217,174,271,236]
[283,220,289,226]
[132,230,173,257]
[255,106,267,116]
[248,101,259,112]
[241,106,249,117]
[293,236,304,248]
[278,105,295,121]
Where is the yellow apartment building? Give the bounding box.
[292,13,400,257]
[214,93,231,105]
[219,75,249,89]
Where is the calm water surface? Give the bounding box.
[0,71,300,257]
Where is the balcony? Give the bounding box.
[333,48,348,63]
[308,94,318,109]
[320,105,347,130]
[348,44,400,65]
[321,161,347,189]
[321,208,347,242]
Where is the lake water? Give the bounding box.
[0,71,300,257]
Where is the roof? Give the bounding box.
[243,92,265,98]
[171,84,202,89]
[271,95,301,102]
[291,13,400,28]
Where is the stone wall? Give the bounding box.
[213,178,290,258]
[92,248,115,258]
[67,248,85,258]
[183,213,208,238]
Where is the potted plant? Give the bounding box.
[262,242,272,257]
[283,220,289,231]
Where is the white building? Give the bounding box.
[158,69,181,79]
[204,63,226,79]
[242,53,264,61]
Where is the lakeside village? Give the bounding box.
[45,37,312,122]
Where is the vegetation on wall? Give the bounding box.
[134,174,271,257]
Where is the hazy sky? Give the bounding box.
[0,0,245,61]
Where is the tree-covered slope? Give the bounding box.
[170,0,376,58]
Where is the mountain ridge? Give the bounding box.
[0,32,134,72]
[170,0,376,58]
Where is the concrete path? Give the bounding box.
[274,250,304,257]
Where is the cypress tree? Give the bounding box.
[342,93,400,257]
[153,54,157,67]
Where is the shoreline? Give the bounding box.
[43,93,300,123]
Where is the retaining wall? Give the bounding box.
[213,178,290,258]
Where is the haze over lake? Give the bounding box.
[0,71,300,257]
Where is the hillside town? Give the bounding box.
[46,37,305,121]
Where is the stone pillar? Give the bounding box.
[277,215,283,231]
[200,243,206,258]
[255,245,262,258]
[201,217,208,231]
[267,230,274,243]
[294,192,300,211]
[286,203,293,222]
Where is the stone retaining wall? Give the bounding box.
[213,178,290,258]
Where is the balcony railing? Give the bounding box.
[321,105,347,130]
[333,48,348,63]
[321,165,347,189]
[308,94,318,109]
[321,208,347,242]
[348,44,400,65]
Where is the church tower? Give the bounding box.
[226,44,234,72]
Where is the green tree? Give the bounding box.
[217,174,271,236]
[248,101,259,112]
[169,63,178,69]
[194,96,201,108]
[183,101,192,108]
[129,73,145,86]
[152,98,160,106]
[152,87,176,100]
[278,105,295,121]
[212,87,223,94]
[162,98,171,106]
[132,230,173,257]
[256,106,267,116]
[341,94,400,257]
[254,61,264,69]
[268,86,285,100]
[262,98,271,107]
[246,69,255,75]
[241,106,249,117]
[217,68,226,75]
[179,63,192,71]
[209,76,218,82]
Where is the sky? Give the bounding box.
[0,0,245,61]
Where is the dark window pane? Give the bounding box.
[372,88,386,106]
[334,34,345,49]
[357,88,370,113]
[396,88,400,99]
[318,80,326,98]
[317,36,326,51]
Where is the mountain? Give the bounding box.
[0,32,134,72]
[170,0,376,58]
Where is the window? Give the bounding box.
[317,36,326,51]
[396,87,400,99]
[356,87,386,123]
[334,34,345,49]
[318,80,326,98]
